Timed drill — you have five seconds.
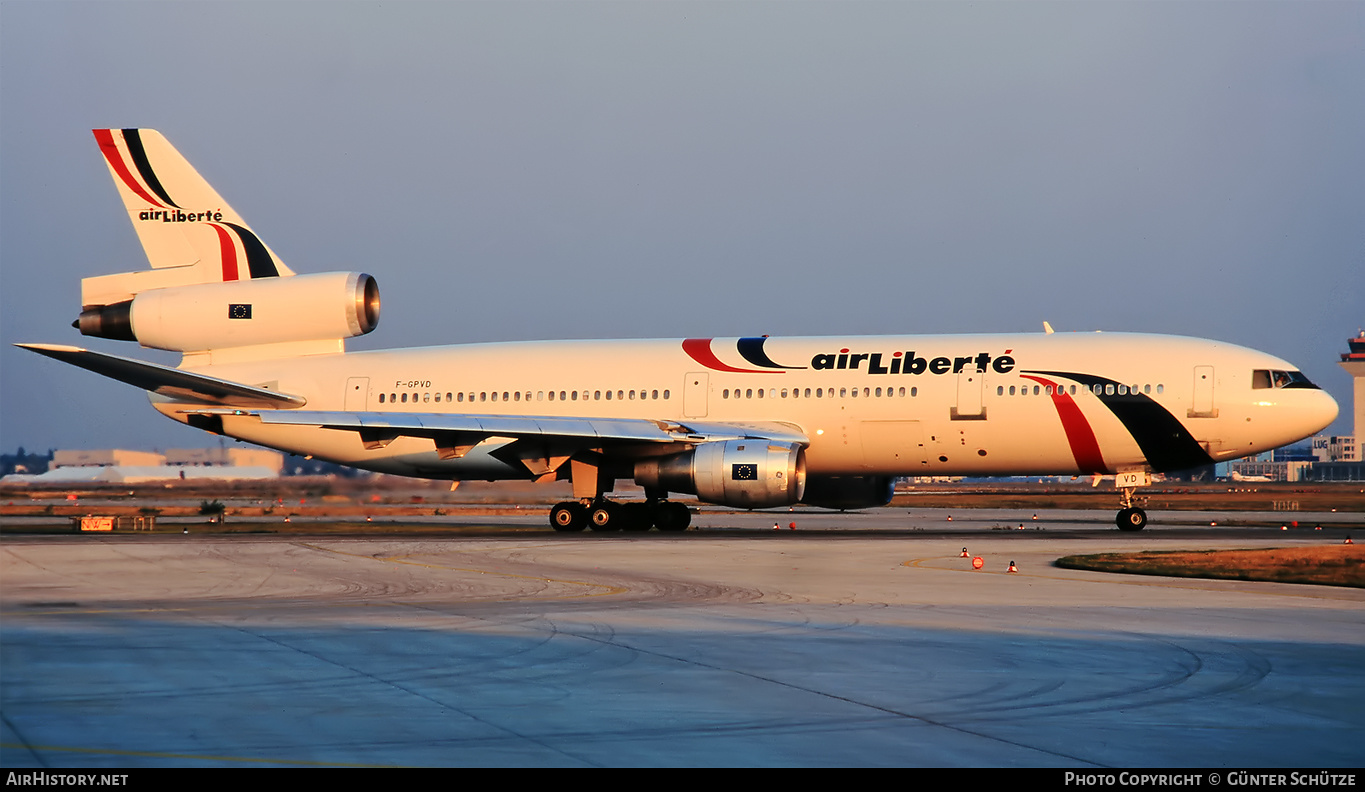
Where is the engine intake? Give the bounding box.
[635,440,806,509]
[77,272,379,352]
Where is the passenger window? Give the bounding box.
[379,393,386,404]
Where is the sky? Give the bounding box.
[1,1,1362,453]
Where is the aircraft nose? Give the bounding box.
[1303,390,1339,436]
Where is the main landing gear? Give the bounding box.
[549,499,692,533]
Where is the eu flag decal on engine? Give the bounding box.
[732,463,757,481]
[228,304,252,319]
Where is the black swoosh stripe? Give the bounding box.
[122,129,181,209]
[223,223,279,278]
[1027,370,1214,472]
[737,337,805,370]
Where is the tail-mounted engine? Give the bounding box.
[76,271,379,353]
[635,440,806,509]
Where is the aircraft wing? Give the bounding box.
[16,343,307,409]
[182,408,810,453]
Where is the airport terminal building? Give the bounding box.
[1,447,284,485]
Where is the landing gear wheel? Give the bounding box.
[550,502,587,532]
[588,501,620,531]
[655,501,692,532]
[620,502,653,532]
[1116,507,1147,531]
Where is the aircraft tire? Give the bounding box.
[588,502,621,531]
[1116,508,1147,531]
[620,502,653,532]
[656,502,691,532]
[550,502,587,532]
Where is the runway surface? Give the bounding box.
[3,523,1362,767]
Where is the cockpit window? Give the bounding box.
[1252,369,1319,390]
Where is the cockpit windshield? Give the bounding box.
[1252,369,1319,390]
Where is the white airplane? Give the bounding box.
[19,130,1340,531]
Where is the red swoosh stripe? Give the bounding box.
[1022,374,1108,474]
[682,338,778,373]
[210,224,240,281]
[93,129,168,209]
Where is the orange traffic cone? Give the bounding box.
[1007,560,1018,573]
[960,547,970,558]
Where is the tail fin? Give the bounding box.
[83,129,293,307]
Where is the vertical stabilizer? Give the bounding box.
[84,129,294,307]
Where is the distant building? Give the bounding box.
[51,449,165,470]
[1311,435,1358,464]
[2,447,284,485]
[1228,458,1313,483]
[1332,329,1365,461]
[162,448,284,475]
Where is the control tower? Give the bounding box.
[1342,330,1365,443]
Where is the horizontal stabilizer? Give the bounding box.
[16,343,306,408]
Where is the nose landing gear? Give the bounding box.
[1116,506,1148,531]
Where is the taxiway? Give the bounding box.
[2,524,1362,767]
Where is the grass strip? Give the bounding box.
[1056,545,1365,588]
